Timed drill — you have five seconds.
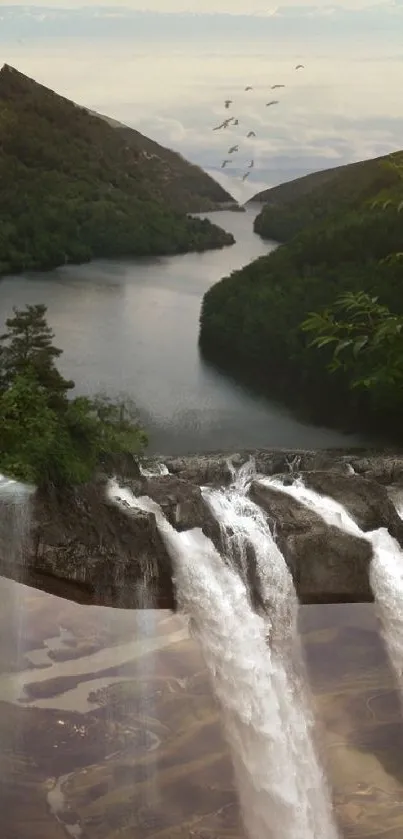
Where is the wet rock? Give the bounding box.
[97,451,142,481]
[164,447,376,486]
[301,471,403,547]
[165,454,234,486]
[29,481,176,609]
[350,455,403,486]
[1,446,403,611]
[140,475,222,550]
[249,481,373,603]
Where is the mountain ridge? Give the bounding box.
[199,146,403,436]
[86,107,236,213]
[249,149,402,241]
[0,64,235,276]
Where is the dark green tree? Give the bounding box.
[0,368,59,484]
[0,304,148,485]
[0,304,74,410]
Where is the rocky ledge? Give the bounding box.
[1,447,403,611]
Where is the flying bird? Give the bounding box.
[266,100,279,107]
[224,99,233,108]
[271,84,285,89]
[212,118,234,130]
[241,172,250,181]
[221,159,232,168]
[245,86,253,91]
[247,130,256,138]
[295,64,304,70]
[248,160,254,168]
[228,145,239,153]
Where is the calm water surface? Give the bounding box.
[0,207,365,453]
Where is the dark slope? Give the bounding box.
[252,150,402,241]
[0,65,234,275]
[249,151,401,208]
[250,162,355,205]
[89,109,235,213]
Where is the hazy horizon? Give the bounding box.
[1,2,402,200]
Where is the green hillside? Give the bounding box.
[253,150,402,241]
[89,109,235,214]
[250,159,370,205]
[0,65,234,276]
[199,149,403,436]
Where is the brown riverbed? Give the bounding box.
[0,579,402,838]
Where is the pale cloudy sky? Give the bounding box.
[1,2,403,200]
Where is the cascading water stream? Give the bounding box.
[139,462,169,478]
[202,460,339,839]
[264,475,403,699]
[108,466,339,839]
[0,475,33,652]
[0,474,33,756]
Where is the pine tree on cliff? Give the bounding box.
[0,303,147,485]
[0,304,74,410]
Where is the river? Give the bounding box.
[0,206,365,454]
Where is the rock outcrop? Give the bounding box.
[1,447,403,611]
[249,482,373,603]
[301,470,403,545]
[8,481,175,610]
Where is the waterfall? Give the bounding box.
[0,475,33,724]
[139,462,169,477]
[264,475,403,699]
[202,460,338,839]
[0,473,32,597]
[108,466,339,839]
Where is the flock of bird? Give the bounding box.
[212,63,305,182]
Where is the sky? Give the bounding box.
[1,2,403,200]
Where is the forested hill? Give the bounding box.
[89,110,234,214]
[252,149,402,241]
[249,159,364,206]
[199,149,403,437]
[0,64,234,276]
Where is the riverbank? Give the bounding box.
[0,208,364,455]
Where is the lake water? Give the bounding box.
[0,206,365,454]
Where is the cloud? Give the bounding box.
[0,1,399,10]
[0,3,402,194]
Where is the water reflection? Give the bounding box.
[0,209,366,454]
[0,583,402,838]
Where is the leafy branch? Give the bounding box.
[302,291,403,392]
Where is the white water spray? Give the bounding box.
[0,474,33,769]
[139,462,169,477]
[0,472,33,601]
[203,461,338,839]
[108,467,339,839]
[264,475,403,696]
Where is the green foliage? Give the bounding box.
[0,303,74,409]
[200,149,403,436]
[0,305,147,486]
[0,370,59,484]
[253,150,403,243]
[0,65,234,277]
[302,292,403,408]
